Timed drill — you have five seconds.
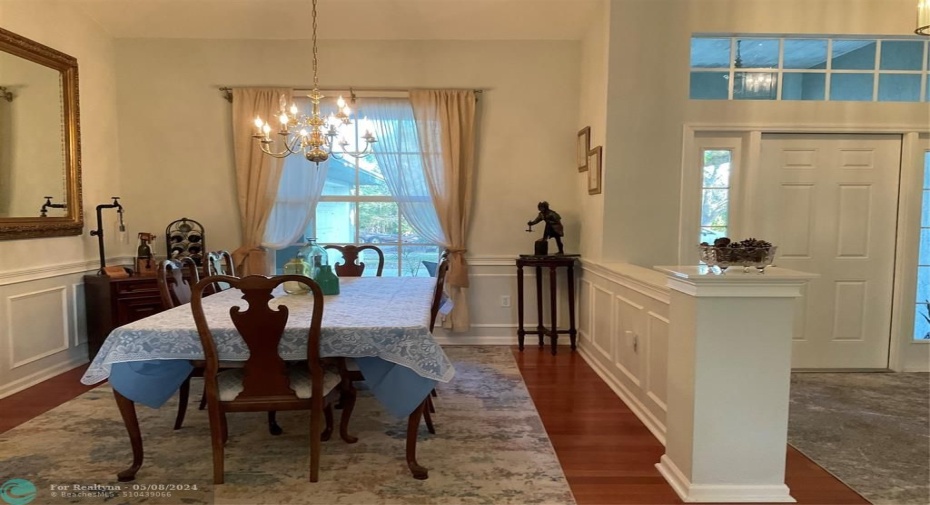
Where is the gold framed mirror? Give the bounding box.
[0,27,82,240]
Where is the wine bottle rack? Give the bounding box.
[165,217,205,266]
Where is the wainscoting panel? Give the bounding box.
[433,256,575,346]
[577,262,671,442]
[591,286,614,359]
[0,261,102,399]
[8,286,69,369]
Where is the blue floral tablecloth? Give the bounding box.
[80,276,454,417]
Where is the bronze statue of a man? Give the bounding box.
[527,201,564,254]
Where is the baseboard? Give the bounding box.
[579,344,667,445]
[0,355,88,399]
[433,335,573,346]
[656,455,796,503]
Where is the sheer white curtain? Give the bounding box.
[366,98,447,245]
[367,92,477,331]
[261,97,331,258]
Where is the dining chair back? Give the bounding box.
[430,255,451,332]
[156,257,200,310]
[156,257,204,431]
[205,251,236,294]
[324,244,385,277]
[191,274,357,484]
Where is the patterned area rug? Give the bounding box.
[0,346,575,505]
[789,372,930,505]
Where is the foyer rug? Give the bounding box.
[789,372,930,505]
[0,346,575,505]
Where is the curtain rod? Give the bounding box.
[218,86,484,103]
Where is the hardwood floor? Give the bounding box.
[514,345,870,505]
[1,351,869,505]
[0,364,94,434]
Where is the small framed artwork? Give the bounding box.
[577,126,591,172]
[587,146,602,195]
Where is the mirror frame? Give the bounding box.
[0,27,82,240]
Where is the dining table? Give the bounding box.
[80,276,455,481]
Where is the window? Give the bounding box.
[690,36,930,102]
[274,96,441,277]
[914,151,930,340]
[700,149,732,244]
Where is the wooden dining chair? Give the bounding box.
[155,258,203,430]
[205,250,236,294]
[160,257,280,434]
[156,257,199,310]
[324,244,385,277]
[420,254,451,433]
[191,274,358,484]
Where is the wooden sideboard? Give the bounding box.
[84,274,164,360]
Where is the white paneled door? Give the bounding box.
[757,134,902,369]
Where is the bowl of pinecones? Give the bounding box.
[698,237,777,272]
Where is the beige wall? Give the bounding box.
[0,1,122,397]
[113,39,582,259]
[0,0,124,271]
[597,0,928,267]
[577,0,610,262]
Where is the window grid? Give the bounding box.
[691,36,930,102]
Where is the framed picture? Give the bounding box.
[587,146,602,195]
[577,127,591,172]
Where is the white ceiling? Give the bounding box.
[60,0,604,40]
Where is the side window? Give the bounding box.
[700,149,732,244]
[914,150,930,340]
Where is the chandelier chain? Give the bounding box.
[312,0,319,89]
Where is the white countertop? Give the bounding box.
[654,265,818,282]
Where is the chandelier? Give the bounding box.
[919,0,930,35]
[733,40,776,99]
[251,0,376,164]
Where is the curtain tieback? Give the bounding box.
[446,248,467,254]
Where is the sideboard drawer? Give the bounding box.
[114,277,159,296]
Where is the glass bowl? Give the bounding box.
[698,245,777,272]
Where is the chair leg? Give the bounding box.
[426,394,436,414]
[198,388,207,410]
[309,401,323,483]
[208,407,225,484]
[422,399,435,435]
[268,411,283,436]
[430,388,438,398]
[174,376,191,430]
[221,412,228,445]
[321,405,333,441]
[339,383,359,444]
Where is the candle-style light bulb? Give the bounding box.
[279,113,289,125]
[262,122,272,139]
[336,96,346,108]
[289,103,298,115]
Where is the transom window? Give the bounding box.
[690,36,929,102]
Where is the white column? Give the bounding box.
[653,265,816,503]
